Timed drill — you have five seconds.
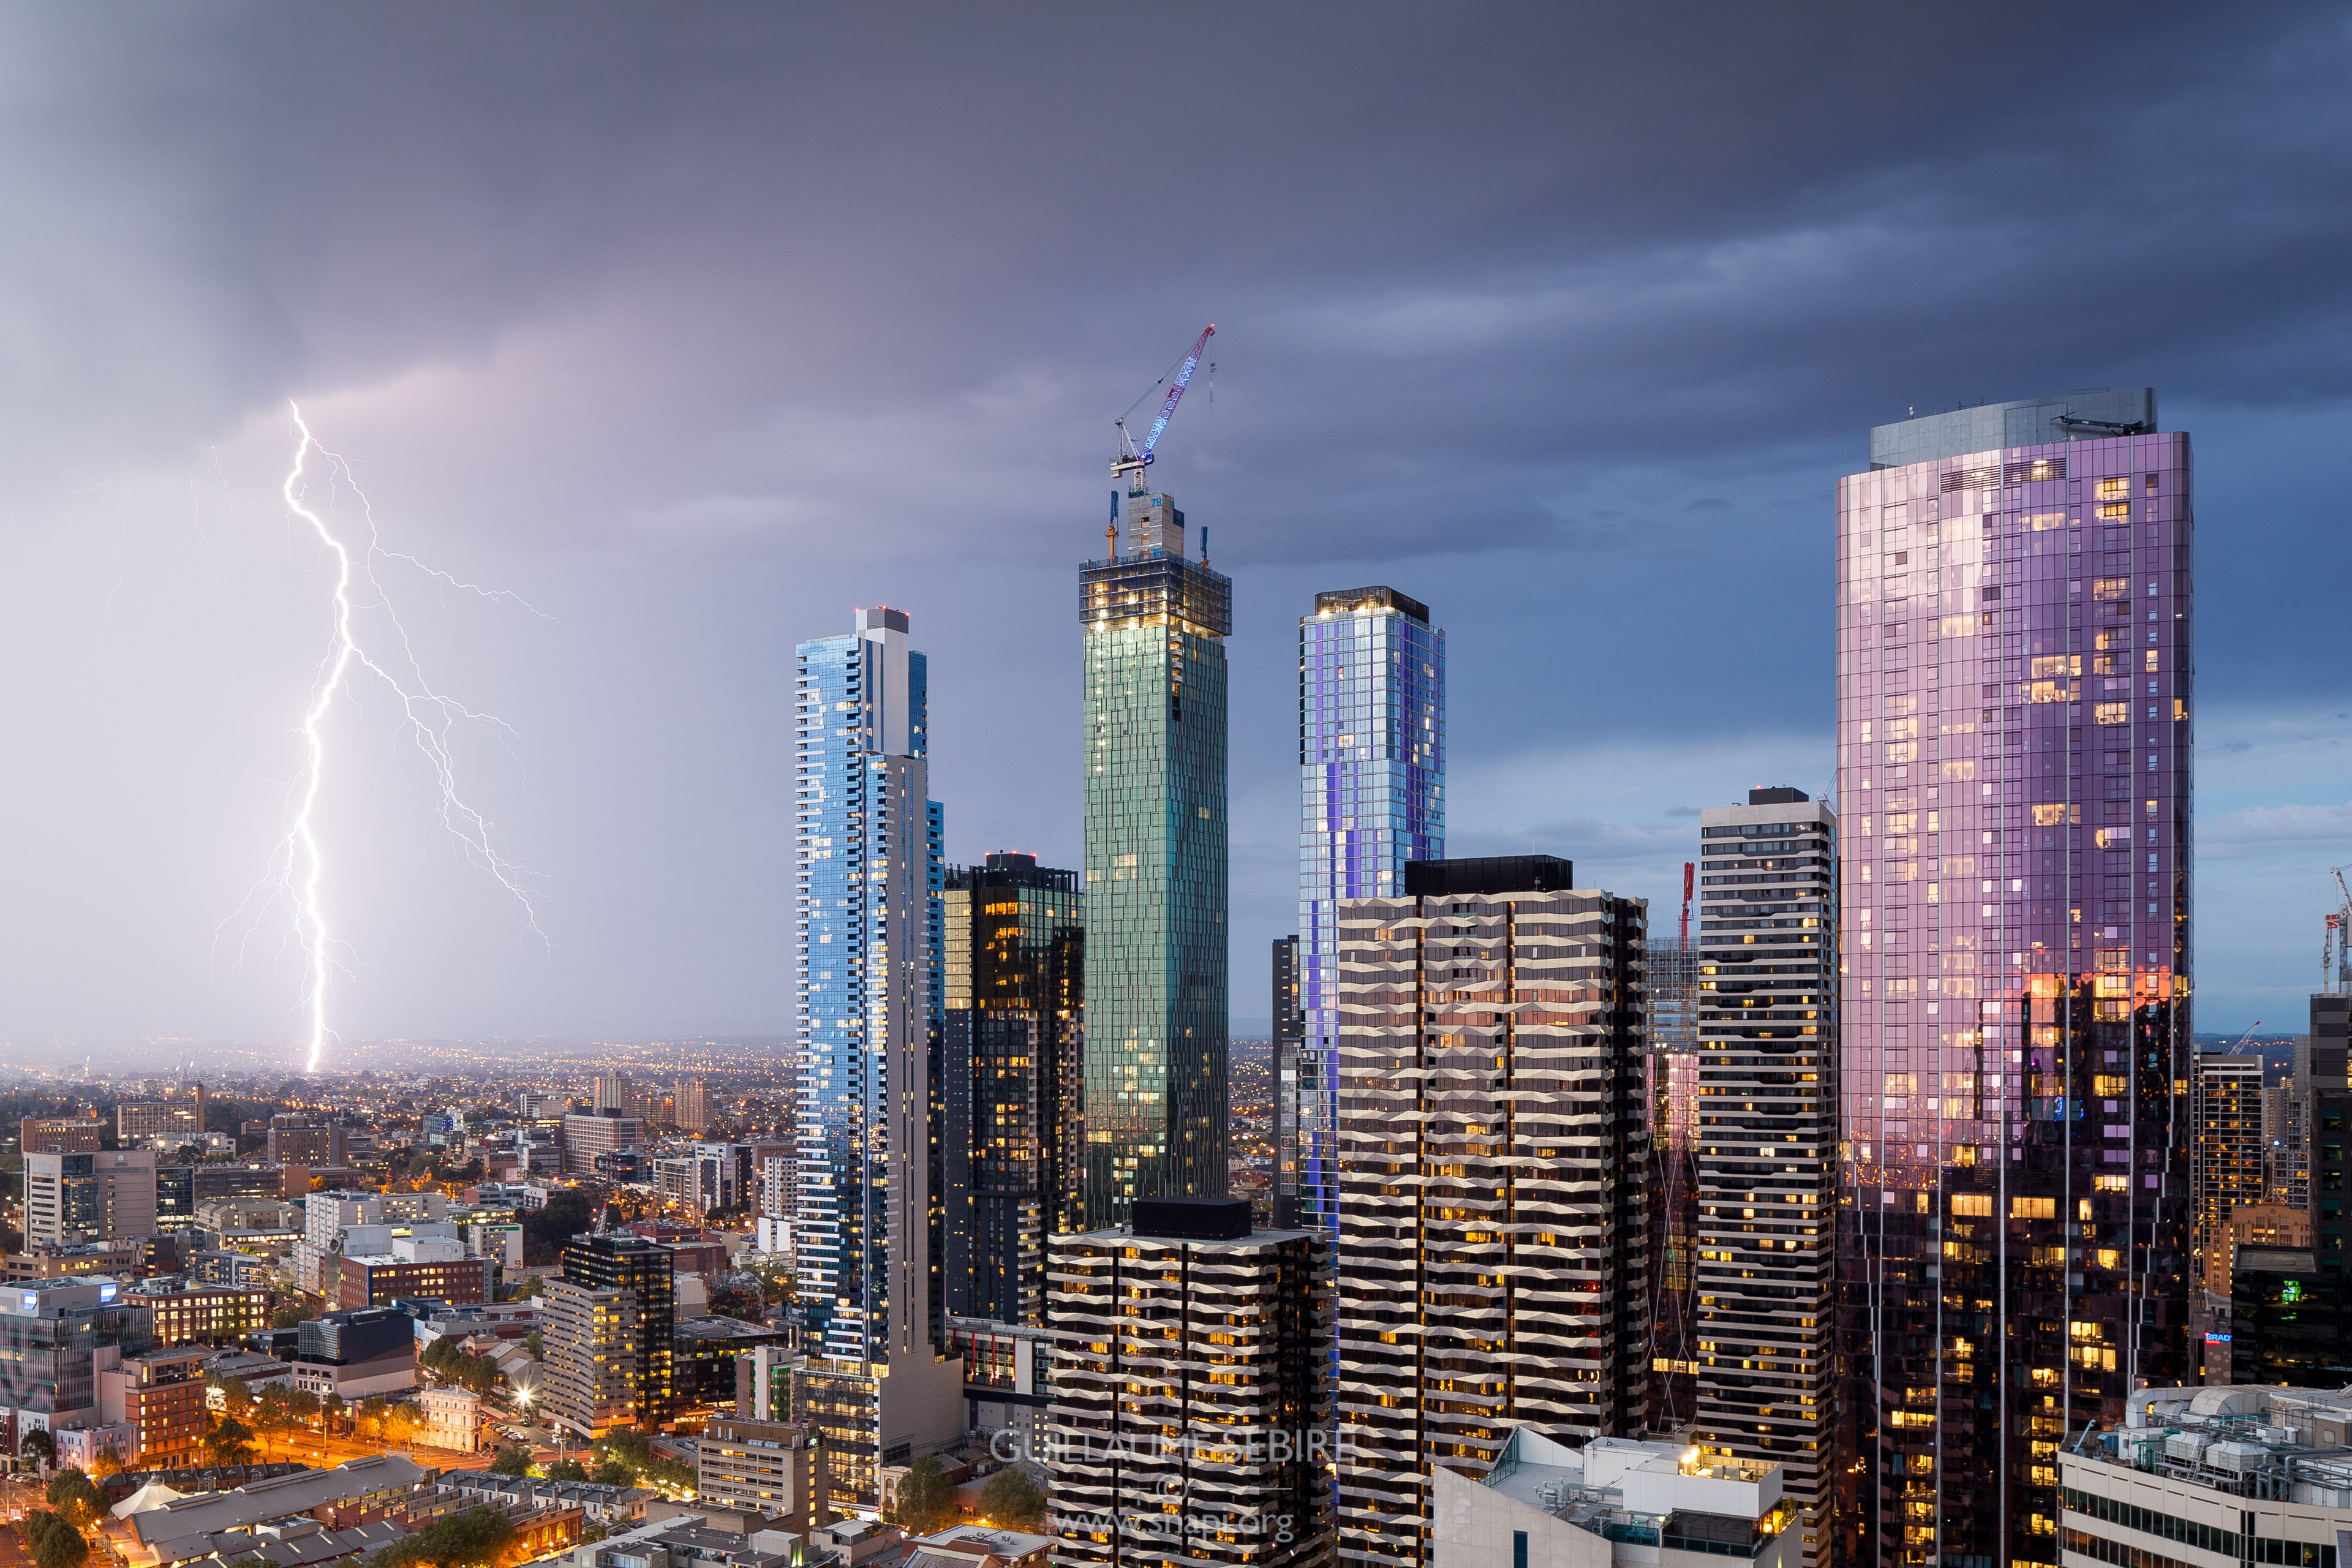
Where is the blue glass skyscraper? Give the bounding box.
[1292,587,1443,1234]
[792,605,961,1517]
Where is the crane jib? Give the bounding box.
[1140,324,1216,458]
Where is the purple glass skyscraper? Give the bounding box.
[1291,587,1443,1235]
[1835,390,2192,1568]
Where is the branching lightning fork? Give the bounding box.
[223,402,546,1070]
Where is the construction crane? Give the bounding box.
[2333,867,2352,995]
[1112,323,1215,492]
[1680,862,1695,948]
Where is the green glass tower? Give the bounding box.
[1079,473,1231,1225]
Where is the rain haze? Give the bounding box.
[3,4,2348,1060]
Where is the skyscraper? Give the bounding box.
[1691,788,1838,1568]
[1293,587,1443,1237]
[1835,391,2193,1568]
[793,605,962,1515]
[676,1079,711,1133]
[2193,1054,2265,1293]
[1333,856,1650,1568]
[941,851,1084,1328]
[1272,935,1303,1229]
[1080,478,1230,1223]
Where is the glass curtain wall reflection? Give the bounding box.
[1295,586,1443,1236]
[1835,393,2193,1568]
[1080,484,1230,1224]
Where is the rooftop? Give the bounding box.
[2077,1384,2352,1499]
[1867,388,2157,469]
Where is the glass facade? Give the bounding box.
[1294,587,1443,1237]
[796,606,940,1366]
[1834,405,2193,1568]
[941,853,1084,1327]
[1079,485,1230,1225]
[793,606,964,1513]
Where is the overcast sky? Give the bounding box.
[2,3,2347,1060]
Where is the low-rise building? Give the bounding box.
[6,1239,146,1280]
[418,1385,484,1453]
[112,1453,437,1568]
[335,1250,493,1310]
[2069,1385,2352,1568]
[287,1306,417,1399]
[192,1197,306,1254]
[1432,1431,1796,1568]
[99,1346,211,1469]
[696,1418,815,1529]
[188,1250,280,1290]
[129,1277,272,1346]
[19,1116,105,1154]
[440,1472,654,1528]
[907,1526,1052,1568]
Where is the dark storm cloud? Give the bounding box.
[0,2,2345,1044]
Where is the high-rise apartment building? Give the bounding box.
[1645,866,1703,1433]
[2193,1054,2266,1293]
[1272,935,1303,1229]
[2305,993,2349,1272]
[1047,1197,1333,1568]
[1333,856,1650,1568]
[1080,478,1229,1223]
[1294,586,1444,1238]
[1836,391,2193,1568]
[1690,789,1839,1568]
[793,605,960,1517]
[25,1150,157,1246]
[677,1079,711,1133]
[941,852,1084,1329]
[545,1232,674,1437]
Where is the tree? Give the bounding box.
[521,1191,595,1266]
[522,1330,543,1361]
[206,1415,257,1467]
[20,1511,88,1568]
[20,1427,55,1468]
[542,1458,588,1482]
[977,1467,1047,1530]
[704,1275,763,1324]
[45,1468,104,1530]
[591,1456,632,1488]
[210,1375,255,1420]
[87,1450,121,1481]
[487,1444,533,1477]
[270,1303,306,1330]
[364,1504,514,1568]
[892,1455,956,1536]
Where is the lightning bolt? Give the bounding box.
[224,402,546,1071]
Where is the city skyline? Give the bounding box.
[1,10,2346,1051]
